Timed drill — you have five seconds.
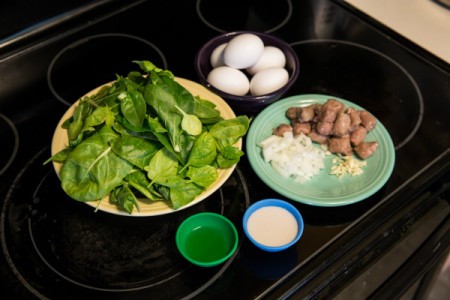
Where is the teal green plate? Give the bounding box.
[246,94,396,207]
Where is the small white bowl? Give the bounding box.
[243,199,304,252]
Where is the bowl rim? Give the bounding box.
[242,198,304,252]
[194,30,300,103]
[176,212,239,267]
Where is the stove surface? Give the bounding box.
[0,0,449,299]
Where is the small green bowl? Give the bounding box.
[176,212,238,267]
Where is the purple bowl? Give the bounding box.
[195,31,300,113]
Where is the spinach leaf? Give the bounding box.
[116,114,151,133]
[110,184,139,214]
[144,148,178,184]
[159,177,203,209]
[216,145,244,168]
[178,133,196,165]
[120,88,146,128]
[111,134,160,169]
[186,165,218,187]
[60,126,133,202]
[125,171,161,201]
[144,73,183,152]
[91,84,117,106]
[134,60,169,75]
[191,96,221,119]
[68,99,91,141]
[68,132,85,148]
[184,132,216,169]
[175,105,202,136]
[116,73,146,92]
[45,148,70,164]
[209,115,251,148]
[82,106,115,134]
[147,116,184,163]
[146,116,168,133]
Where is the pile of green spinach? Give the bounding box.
[50,61,250,213]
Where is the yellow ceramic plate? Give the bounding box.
[51,77,240,216]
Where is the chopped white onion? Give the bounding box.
[259,132,327,183]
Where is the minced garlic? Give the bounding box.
[330,155,367,178]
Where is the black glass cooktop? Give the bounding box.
[1,0,449,299]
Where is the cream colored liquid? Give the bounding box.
[247,206,298,247]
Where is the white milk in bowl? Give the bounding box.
[246,206,298,247]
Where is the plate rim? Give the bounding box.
[246,93,396,207]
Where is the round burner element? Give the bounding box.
[1,147,250,299]
[196,0,292,33]
[0,113,19,176]
[47,33,168,106]
[288,39,423,150]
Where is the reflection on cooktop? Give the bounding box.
[0,114,19,176]
[196,0,292,33]
[0,0,93,40]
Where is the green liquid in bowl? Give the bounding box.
[185,226,230,262]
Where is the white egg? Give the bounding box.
[207,66,250,96]
[246,46,286,75]
[223,33,264,69]
[210,43,227,68]
[250,67,289,96]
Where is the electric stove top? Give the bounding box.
[1,0,449,299]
